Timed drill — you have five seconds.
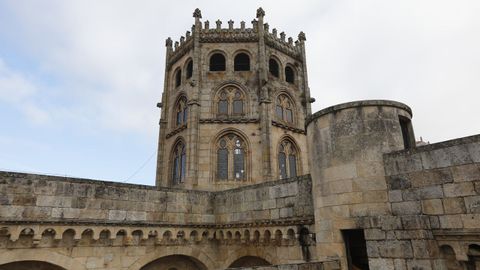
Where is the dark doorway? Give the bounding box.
[342,229,370,270]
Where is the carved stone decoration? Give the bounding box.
[165,37,173,47]
[228,20,234,30]
[298,31,306,41]
[193,8,202,18]
[256,7,265,18]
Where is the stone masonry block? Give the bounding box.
[443,182,476,197]
[443,197,466,214]
[421,199,444,215]
[464,196,480,213]
[392,201,421,215]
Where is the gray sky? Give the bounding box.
[0,0,479,184]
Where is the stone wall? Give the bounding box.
[0,171,214,224]
[214,175,313,223]
[367,134,480,269]
[228,260,341,270]
[0,172,313,225]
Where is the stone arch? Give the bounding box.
[233,50,252,71]
[228,256,271,268]
[224,247,279,269]
[440,245,463,270]
[274,91,297,125]
[210,128,252,182]
[284,63,296,84]
[208,50,227,72]
[268,55,282,79]
[276,135,302,179]
[184,57,193,79]
[0,249,87,270]
[128,248,216,270]
[211,81,251,118]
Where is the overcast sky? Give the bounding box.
[0,0,479,185]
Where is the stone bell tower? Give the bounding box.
[155,8,313,191]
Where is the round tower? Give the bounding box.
[306,100,415,267]
[155,8,313,191]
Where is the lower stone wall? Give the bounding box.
[228,261,341,270]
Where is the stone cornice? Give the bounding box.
[166,124,187,139]
[271,120,305,134]
[199,118,259,124]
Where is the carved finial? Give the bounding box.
[228,20,234,30]
[280,32,286,41]
[174,41,179,50]
[204,20,210,30]
[256,7,265,18]
[193,8,202,19]
[165,37,173,47]
[288,37,293,45]
[240,21,245,30]
[191,25,196,33]
[186,31,191,38]
[251,19,258,31]
[180,36,185,43]
[216,20,222,30]
[298,31,306,41]
[272,28,277,37]
[264,23,269,32]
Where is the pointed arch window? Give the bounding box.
[175,96,188,127]
[276,94,294,124]
[278,139,298,179]
[216,87,245,117]
[216,134,247,181]
[172,141,186,184]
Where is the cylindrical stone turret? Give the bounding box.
[306,100,414,267]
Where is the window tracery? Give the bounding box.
[172,140,186,184]
[278,139,298,179]
[216,134,247,181]
[276,94,294,124]
[215,87,245,117]
[174,96,188,127]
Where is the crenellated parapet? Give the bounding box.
[165,7,306,68]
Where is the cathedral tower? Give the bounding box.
[155,8,313,190]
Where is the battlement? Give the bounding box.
[166,8,306,67]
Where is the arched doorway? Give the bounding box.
[228,256,271,268]
[0,261,65,270]
[140,255,207,270]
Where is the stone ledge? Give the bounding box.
[307,99,412,125]
[385,134,480,157]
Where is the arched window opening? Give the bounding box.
[210,53,226,71]
[175,96,188,127]
[269,58,279,77]
[216,133,247,181]
[185,60,193,79]
[175,69,182,87]
[216,86,245,117]
[278,139,298,179]
[285,66,295,83]
[276,94,294,124]
[172,141,186,184]
[234,53,250,71]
